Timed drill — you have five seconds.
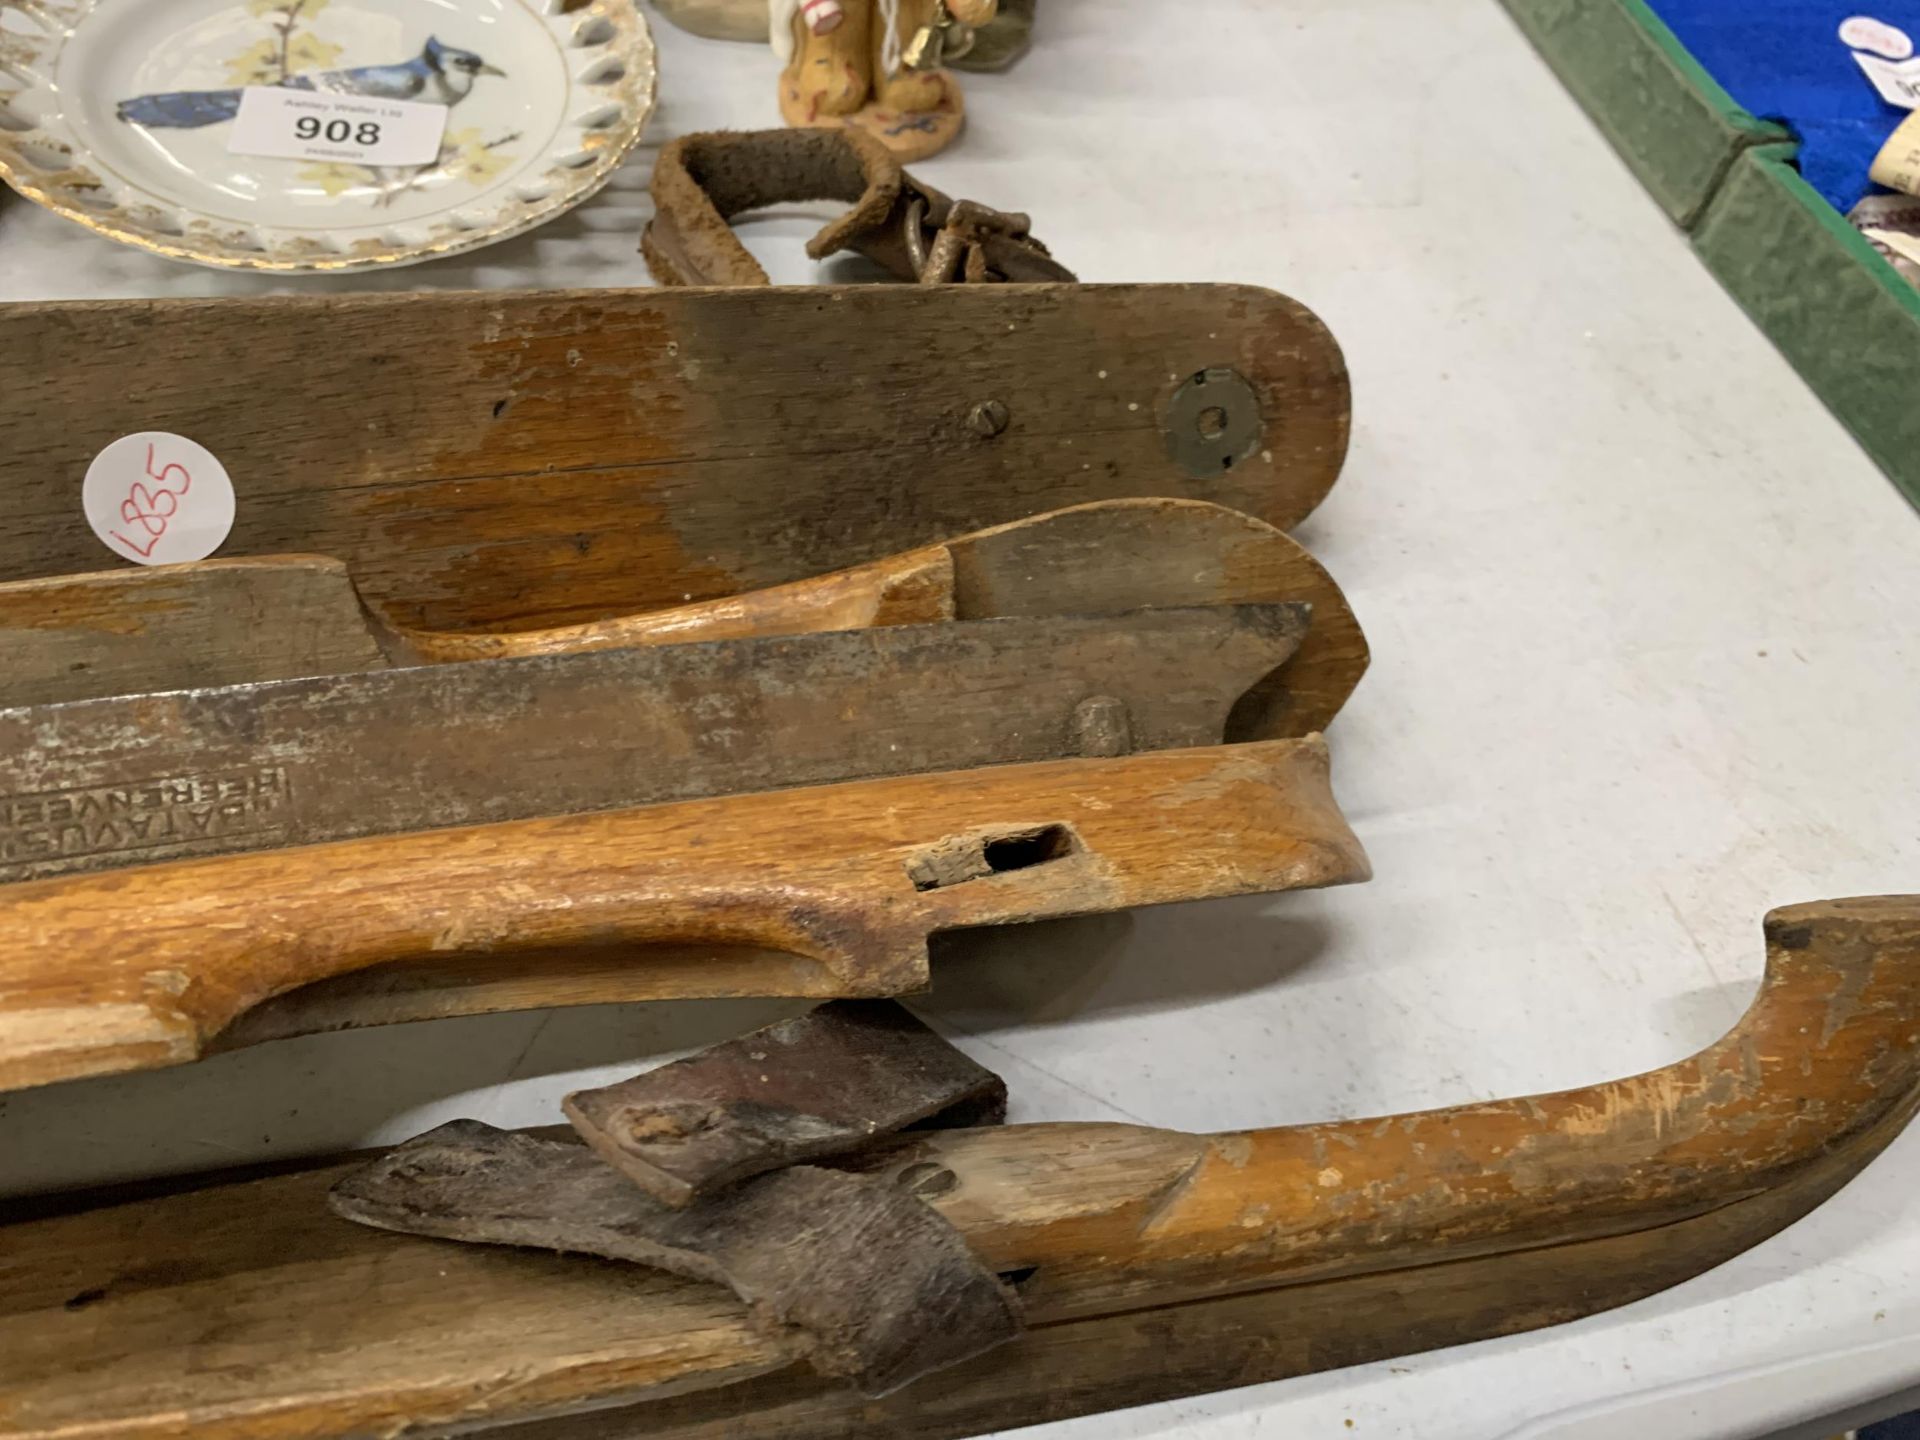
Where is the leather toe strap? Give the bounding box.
[643,127,1075,286]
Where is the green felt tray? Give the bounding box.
[1500,0,1920,511]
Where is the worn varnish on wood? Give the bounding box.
[2,900,1913,1438]
[0,558,390,708]
[0,605,1305,883]
[0,286,1350,632]
[2,499,1369,742]
[0,738,1367,1093]
[397,498,1371,741]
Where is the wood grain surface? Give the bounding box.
[0,286,1350,631]
[394,546,956,661]
[0,899,1911,1439]
[0,738,1366,1093]
[382,496,1371,738]
[0,605,1307,884]
[0,557,389,707]
[500,1100,1901,1440]
[10,499,1369,742]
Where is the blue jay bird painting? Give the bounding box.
[116,37,506,130]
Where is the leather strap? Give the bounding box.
[643,127,1076,286]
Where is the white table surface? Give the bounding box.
[4,2,1920,1436]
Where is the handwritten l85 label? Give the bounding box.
[82,433,236,566]
[228,87,447,167]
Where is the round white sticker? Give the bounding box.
[82,432,236,566]
[1841,14,1914,60]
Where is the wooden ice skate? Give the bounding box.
[0,498,1368,738]
[0,286,1350,630]
[0,737,1367,1093]
[1,900,1914,1437]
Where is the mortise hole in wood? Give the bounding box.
[983,825,1076,874]
[492,398,511,418]
[906,823,1080,892]
[997,1265,1040,1289]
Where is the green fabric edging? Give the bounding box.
[1499,0,1788,225]
[1694,146,1920,510]
[1502,0,1920,513]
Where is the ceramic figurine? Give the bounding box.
[770,0,997,159]
[655,0,1033,71]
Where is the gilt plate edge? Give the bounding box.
[0,0,657,273]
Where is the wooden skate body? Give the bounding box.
[0,900,1912,1438]
[0,285,1349,635]
[0,739,1367,1093]
[0,498,1368,739]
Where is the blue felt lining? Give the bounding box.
[1650,0,1920,210]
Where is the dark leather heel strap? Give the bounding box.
[643,127,1075,286]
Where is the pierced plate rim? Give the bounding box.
[0,0,657,273]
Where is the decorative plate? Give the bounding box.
[0,0,655,272]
